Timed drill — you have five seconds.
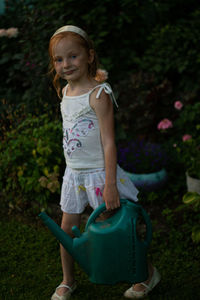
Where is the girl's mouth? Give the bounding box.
[64,70,75,75]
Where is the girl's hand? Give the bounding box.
[103,184,120,210]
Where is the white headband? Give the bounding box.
[51,25,89,43]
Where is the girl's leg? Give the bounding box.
[133,262,154,291]
[56,212,81,297]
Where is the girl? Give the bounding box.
[48,25,160,300]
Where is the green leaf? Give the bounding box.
[192,226,200,243]
[183,192,200,205]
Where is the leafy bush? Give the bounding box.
[1,0,200,121]
[139,8,200,96]
[174,102,200,138]
[176,134,200,179]
[157,101,200,178]
[114,72,175,140]
[0,114,64,212]
[182,192,200,243]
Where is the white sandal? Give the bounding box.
[51,282,77,300]
[124,267,161,299]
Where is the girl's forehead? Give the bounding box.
[53,36,83,54]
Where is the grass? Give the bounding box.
[0,182,200,299]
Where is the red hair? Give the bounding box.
[48,31,98,99]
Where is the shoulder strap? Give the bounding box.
[63,84,68,97]
[90,83,118,108]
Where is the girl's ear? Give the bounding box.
[88,49,94,64]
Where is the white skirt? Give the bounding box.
[60,165,139,214]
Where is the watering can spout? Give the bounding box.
[39,212,74,257]
[39,212,90,275]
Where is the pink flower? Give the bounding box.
[6,27,18,38]
[182,134,192,142]
[26,62,36,69]
[174,101,183,110]
[95,69,108,82]
[0,29,7,37]
[157,119,173,130]
[0,28,19,38]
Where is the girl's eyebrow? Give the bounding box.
[53,55,61,59]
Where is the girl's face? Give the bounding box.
[52,36,93,83]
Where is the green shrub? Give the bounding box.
[1,0,200,155]
[0,113,64,212]
[114,72,175,141]
[180,192,200,243]
[140,9,200,95]
[1,0,200,118]
[175,102,200,138]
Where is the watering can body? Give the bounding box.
[39,199,152,284]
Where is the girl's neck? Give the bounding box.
[66,77,98,96]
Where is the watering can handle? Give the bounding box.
[85,199,127,230]
[86,199,152,246]
[136,206,152,247]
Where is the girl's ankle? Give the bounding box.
[61,280,75,287]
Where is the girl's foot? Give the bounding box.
[124,267,161,299]
[51,281,77,300]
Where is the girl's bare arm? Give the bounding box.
[91,90,120,210]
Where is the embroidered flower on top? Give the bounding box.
[63,118,95,157]
[66,139,82,157]
[71,118,94,137]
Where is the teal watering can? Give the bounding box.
[39,199,152,284]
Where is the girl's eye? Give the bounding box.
[71,55,77,59]
[54,58,62,62]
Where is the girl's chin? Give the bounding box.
[62,72,77,80]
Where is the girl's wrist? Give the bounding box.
[104,181,117,186]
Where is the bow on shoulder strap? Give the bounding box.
[96,83,119,108]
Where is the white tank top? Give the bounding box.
[60,83,118,169]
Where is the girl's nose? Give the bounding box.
[63,59,70,68]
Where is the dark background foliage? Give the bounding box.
[1,0,200,117]
[1,0,200,144]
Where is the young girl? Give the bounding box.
[48,25,160,300]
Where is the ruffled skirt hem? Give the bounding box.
[60,165,139,214]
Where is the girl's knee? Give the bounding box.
[61,213,81,236]
[61,223,74,236]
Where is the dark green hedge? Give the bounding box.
[1,0,200,116]
[0,113,63,211]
